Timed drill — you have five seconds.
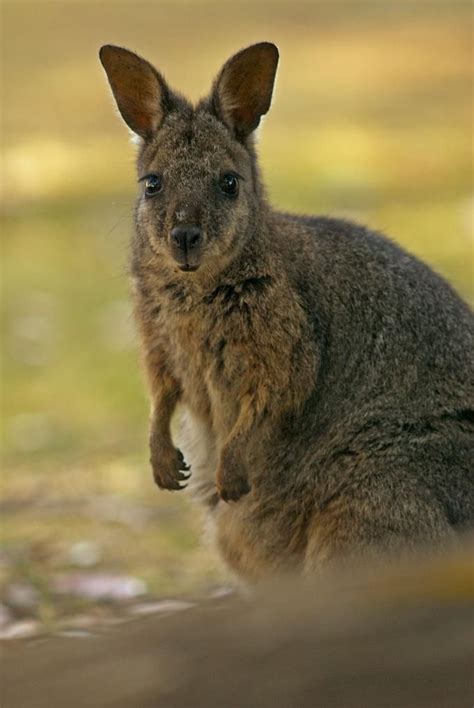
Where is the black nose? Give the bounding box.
[171,225,202,252]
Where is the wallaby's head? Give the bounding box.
[100,43,278,276]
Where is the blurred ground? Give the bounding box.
[1,0,473,636]
[4,543,474,707]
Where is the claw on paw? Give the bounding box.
[151,447,191,492]
[218,476,251,503]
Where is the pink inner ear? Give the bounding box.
[116,70,162,137]
[232,103,261,134]
[101,46,165,139]
[125,90,159,136]
[215,44,278,137]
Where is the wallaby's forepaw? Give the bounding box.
[150,445,191,491]
[217,460,251,503]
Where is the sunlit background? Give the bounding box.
[1,0,472,636]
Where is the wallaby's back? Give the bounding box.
[260,213,474,532]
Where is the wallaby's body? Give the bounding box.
[100,43,474,581]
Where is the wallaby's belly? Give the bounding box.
[175,407,218,506]
[178,400,474,581]
[175,406,306,579]
[175,407,302,580]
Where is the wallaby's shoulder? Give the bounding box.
[271,209,425,271]
[271,209,472,316]
[269,210,409,280]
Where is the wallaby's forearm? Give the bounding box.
[148,372,180,455]
[138,318,189,490]
[147,363,189,490]
[140,324,180,432]
[215,301,318,501]
[217,393,264,501]
[134,299,180,438]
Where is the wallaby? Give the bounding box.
[99,42,474,581]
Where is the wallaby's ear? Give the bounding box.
[211,42,279,139]
[99,45,174,139]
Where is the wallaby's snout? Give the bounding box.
[170,224,203,271]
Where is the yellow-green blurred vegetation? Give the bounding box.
[1,0,473,631]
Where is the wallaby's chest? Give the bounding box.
[155,298,243,436]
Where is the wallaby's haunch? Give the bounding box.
[100,42,474,581]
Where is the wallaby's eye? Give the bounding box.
[219,172,239,197]
[143,173,163,197]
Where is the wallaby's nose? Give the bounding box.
[171,225,202,252]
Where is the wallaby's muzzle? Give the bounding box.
[170,224,203,272]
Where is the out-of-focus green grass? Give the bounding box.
[1,1,472,628]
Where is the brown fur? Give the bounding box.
[99,43,474,582]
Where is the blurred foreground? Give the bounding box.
[1,0,473,634]
[3,539,474,707]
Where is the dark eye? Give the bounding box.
[219,172,239,197]
[144,174,163,197]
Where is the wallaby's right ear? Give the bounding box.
[211,42,279,139]
[99,45,173,140]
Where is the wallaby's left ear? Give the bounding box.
[211,42,279,139]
